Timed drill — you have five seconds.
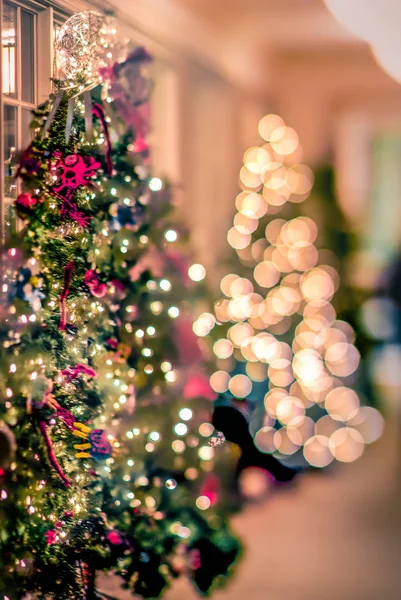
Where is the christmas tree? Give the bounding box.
[0,12,239,599]
[198,113,384,476]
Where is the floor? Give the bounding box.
[99,418,401,600]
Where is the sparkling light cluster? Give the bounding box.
[0,189,218,522]
[196,114,384,468]
[55,11,118,81]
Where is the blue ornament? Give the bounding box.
[139,552,150,563]
[10,267,32,301]
[110,203,145,231]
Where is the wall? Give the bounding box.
[269,46,401,165]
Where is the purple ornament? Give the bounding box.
[88,429,112,461]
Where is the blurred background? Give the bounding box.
[111,1,401,598]
[3,0,401,598]
[95,0,401,598]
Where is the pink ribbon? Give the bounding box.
[60,190,91,228]
[59,261,74,331]
[61,364,97,382]
[55,405,76,431]
[93,103,112,175]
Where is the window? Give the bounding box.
[366,134,401,268]
[1,0,36,237]
[1,0,68,240]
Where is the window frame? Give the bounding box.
[0,0,69,239]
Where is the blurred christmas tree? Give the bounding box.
[195,113,384,476]
[0,12,240,599]
[309,165,378,407]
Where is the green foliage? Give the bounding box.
[0,70,239,598]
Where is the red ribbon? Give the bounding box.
[39,421,71,486]
[59,260,75,331]
[93,103,112,175]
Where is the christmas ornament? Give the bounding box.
[73,427,112,461]
[45,529,58,545]
[84,269,108,298]
[16,144,41,177]
[55,11,107,81]
[106,530,123,545]
[52,152,100,227]
[109,202,145,231]
[31,382,112,485]
[15,192,38,213]
[208,430,226,448]
[9,267,45,312]
[53,153,101,195]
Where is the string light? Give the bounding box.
[149,177,162,191]
[168,306,180,318]
[179,408,193,421]
[188,264,206,282]
[174,423,188,436]
[160,279,171,292]
[165,230,178,242]
[196,496,211,510]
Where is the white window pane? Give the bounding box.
[2,1,17,97]
[21,108,33,150]
[3,104,17,199]
[4,201,17,241]
[21,9,35,103]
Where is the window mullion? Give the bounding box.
[37,7,53,104]
[16,6,22,155]
[33,12,37,103]
[16,5,21,102]
[2,97,35,109]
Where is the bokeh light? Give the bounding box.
[188,263,206,282]
[206,110,383,468]
[238,467,272,500]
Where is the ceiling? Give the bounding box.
[172,0,361,51]
[168,0,401,103]
[93,0,400,96]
